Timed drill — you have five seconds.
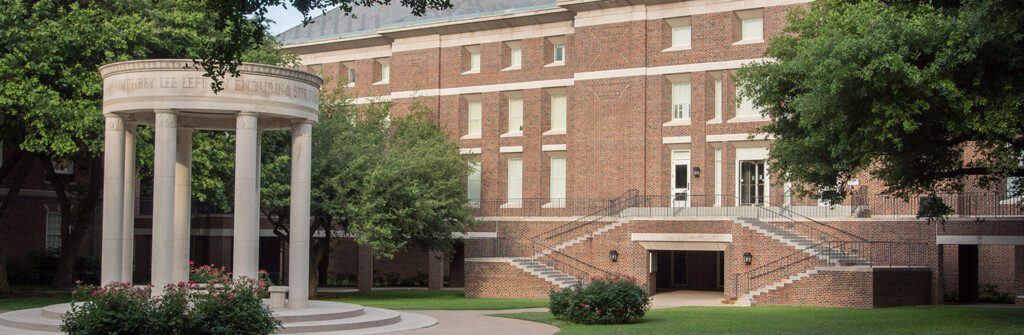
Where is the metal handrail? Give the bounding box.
[537,189,639,242]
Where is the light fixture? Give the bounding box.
[609,250,619,262]
[693,167,701,178]
[743,252,753,265]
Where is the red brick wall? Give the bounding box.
[464,260,559,298]
[754,267,931,308]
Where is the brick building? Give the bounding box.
[2,0,1022,308]
[276,0,1024,307]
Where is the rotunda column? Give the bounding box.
[288,120,313,308]
[152,109,178,294]
[101,115,126,285]
[233,112,260,279]
[173,128,194,282]
[121,123,137,282]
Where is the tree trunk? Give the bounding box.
[0,151,31,293]
[308,237,329,299]
[49,157,103,288]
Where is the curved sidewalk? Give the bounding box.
[391,308,556,335]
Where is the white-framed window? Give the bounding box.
[554,44,565,63]
[508,98,524,133]
[736,91,758,118]
[549,157,567,201]
[714,149,723,206]
[506,158,523,202]
[550,93,567,131]
[714,75,724,121]
[507,41,523,69]
[737,9,764,43]
[468,159,482,202]
[467,100,482,136]
[548,36,566,66]
[465,45,481,74]
[45,211,61,251]
[671,81,691,120]
[672,26,692,48]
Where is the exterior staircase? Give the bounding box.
[509,258,581,288]
[735,217,871,266]
[734,267,823,306]
[535,218,628,258]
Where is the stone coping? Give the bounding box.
[99,59,322,87]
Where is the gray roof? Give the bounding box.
[276,0,558,45]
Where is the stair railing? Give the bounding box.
[537,189,640,245]
[530,240,612,285]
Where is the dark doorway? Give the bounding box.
[958,244,979,303]
[653,250,724,292]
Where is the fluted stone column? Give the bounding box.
[288,121,313,308]
[173,128,193,282]
[101,115,126,285]
[121,124,137,282]
[233,112,260,279]
[152,110,178,294]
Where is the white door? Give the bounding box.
[671,151,690,207]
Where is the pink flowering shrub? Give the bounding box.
[60,279,280,335]
[548,274,651,324]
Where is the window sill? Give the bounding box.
[727,116,769,123]
[543,129,566,136]
[500,131,523,138]
[663,119,691,127]
[661,45,692,52]
[544,61,565,68]
[461,69,481,75]
[373,80,389,86]
[732,38,764,46]
[542,202,566,209]
[460,133,481,140]
[345,83,355,88]
[500,202,522,209]
[502,66,522,72]
[706,118,723,124]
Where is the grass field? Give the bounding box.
[321,289,547,310]
[0,295,72,312]
[500,305,1024,335]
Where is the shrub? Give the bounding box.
[60,279,280,335]
[978,284,1015,304]
[549,275,651,325]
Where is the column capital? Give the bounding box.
[291,118,315,126]
[238,111,259,117]
[153,108,177,115]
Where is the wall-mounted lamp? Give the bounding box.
[693,167,701,178]
[609,250,619,262]
[742,252,753,265]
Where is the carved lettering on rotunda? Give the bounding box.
[105,76,312,100]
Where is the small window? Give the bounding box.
[547,36,566,65]
[468,160,482,202]
[465,45,481,74]
[506,41,523,69]
[736,90,758,118]
[507,158,523,201]
[550,93,567,131]
[375,58,390,85]
[737,9,765,43]
[508,98,524,133]
[45,211,61,251]
[554,44,565,63]
[467,100,482,135]
[345,63,357,87]
[672,26,691,48]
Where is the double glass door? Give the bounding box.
[739,160,765,205]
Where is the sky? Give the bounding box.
[264,5,336,35]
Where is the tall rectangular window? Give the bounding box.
[467,101,482,135]
[671,25,691,48]
[380,63,390,83]
[45,211,61,251]
[736,92,757,118]
[468,160,481,202]
[741,18,763,41]
[671,81,691,120]
[346,66,357,86]
[554,44,565,63]
[508,98,524,132]
[714,76,723,120]
[714,149,723,206]
[507,158,523,202]
[470,52,481,72]
[549,157,566,200]
[550,94,567,131]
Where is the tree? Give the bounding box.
[735,0,1024,204]
[0,0,292,289]
[195,0,453,90]
[260,86,476,297]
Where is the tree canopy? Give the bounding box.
[735,0,1024,202]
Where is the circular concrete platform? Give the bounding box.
[0,300,436,335]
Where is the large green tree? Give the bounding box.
[735,0,1024,203]
[260,88,476,297]
[0,0,292,290]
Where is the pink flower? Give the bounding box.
[580,303,589,309]
[188,260,195,266]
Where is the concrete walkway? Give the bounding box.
[651,290,732,308]
[388,308,556,335]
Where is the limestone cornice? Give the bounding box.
[99,59,323,88]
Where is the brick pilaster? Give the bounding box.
[427,249,445,290]
[357,244,374,292]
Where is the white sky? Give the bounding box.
[264,5,337,35]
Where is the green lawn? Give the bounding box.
[321,290,547,310]
[500,305,1024,335]
[0,295,72,312]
